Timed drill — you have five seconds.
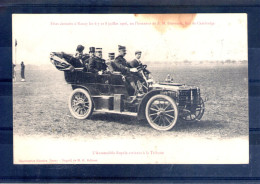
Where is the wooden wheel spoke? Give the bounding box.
[165,109,175,113]
[165,113,175,120]
[158,116,163,126]
[153,115,160,123]
[79,109,83,115]
[152,103,160,110]
[146,94,178,131]
[164,103,171,110]
[161,116,167,126]
[149,112,158,116]
[164,116,172,125]
[69,89,93,119]
[150,107,159,112]
[158,100,164,108]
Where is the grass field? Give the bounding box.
[13,64,249,164]
[13,64,248,139]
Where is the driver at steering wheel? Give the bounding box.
[129,50,150,78]
[128,50,151,95]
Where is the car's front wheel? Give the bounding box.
[68,88,93,119]
[145,94,178,131]
[179,97,205,122]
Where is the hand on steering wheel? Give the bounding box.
[130,68,138,72]
[137,64,147,71]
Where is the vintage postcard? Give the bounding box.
[12,14,248,164]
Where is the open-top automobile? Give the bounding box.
[50,52,206,131]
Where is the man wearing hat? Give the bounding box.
[95,48,107,72]
[129,50,151,94]
[87,47,107,74]
[114,45,138,74]
[106,53,116,72]
[108,52,115,60]
[67,44,86,72]
[74,45,85,65]
[114,45,138,96]
[129,50,150,78]
[85,47,95,71]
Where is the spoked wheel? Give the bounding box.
[68,88,94,119]
[145,94,178,131]
[180,97,205,122]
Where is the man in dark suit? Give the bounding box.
[129,50,151,95]
[74,45,85,66]
[106,53,116,72]
[114,45,138,74]
[95,48,107,73]
[87,47,107,74]
[129,50,150,79]
[114,45,139,97]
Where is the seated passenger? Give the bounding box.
[106,52,116,72]
[87,47,107,74]
[95,48,107,74]
[84,47,95,72]
[114,45,139,97]
[74,44,85,66]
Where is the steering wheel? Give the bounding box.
[137,64,147,71]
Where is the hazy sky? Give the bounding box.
[12,14,247,65]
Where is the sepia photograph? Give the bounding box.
[12,14,248,164]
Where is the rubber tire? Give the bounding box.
[145,94,178,131]
[180,97,205,123]
[68,88,94,119]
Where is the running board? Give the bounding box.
[94,109,137,116]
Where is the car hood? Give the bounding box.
[152,82,197,91]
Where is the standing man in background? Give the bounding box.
[21,61,25,82]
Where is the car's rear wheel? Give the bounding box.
[180,97,205,122]
[68,88,93,119]
[145,94,178,131]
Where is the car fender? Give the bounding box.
[137,89,178,120]
[137,89,161,120]
[71,84,100,96]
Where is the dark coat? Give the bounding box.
[128,59,150,80]
[114,55,130,74]
[21,63,25,78]
[128,59,141,68]
[73,53,89,67]
[87,57,107,73]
